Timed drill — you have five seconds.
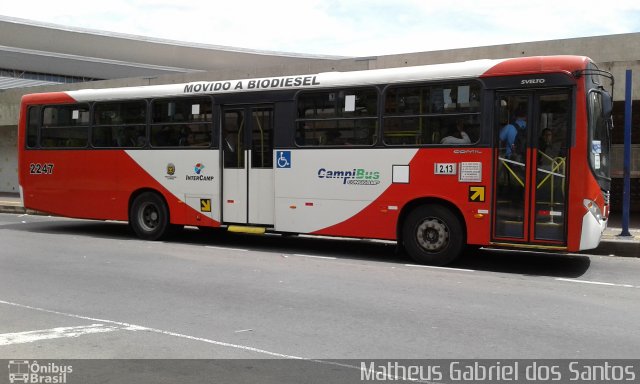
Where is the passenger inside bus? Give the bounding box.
[538,128,562,160]
[178,126,192,146]
[440,120,471,144]
[325,129,349,145]
[116,127,145,147]
[154,126,179,146]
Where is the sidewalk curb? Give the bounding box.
[0,205,45,215]
[0,205,27,214]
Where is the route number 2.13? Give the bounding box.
[29,163,55,175]
[434,163,457,175]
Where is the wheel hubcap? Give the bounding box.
[139,203,160,231]
[416,218,449,252]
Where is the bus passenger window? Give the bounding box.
[41,104,89,148]
[93,101,146,148]
[150,97,213,148]
[26,107,39,148]
[296,87,378,146]
[383,82,481,146]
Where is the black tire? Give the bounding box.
[402,204,464,266]
[129,192,170,240]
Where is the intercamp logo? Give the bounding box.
[186,162,214,182]
[194,163,205,174]
[8,360,72,383]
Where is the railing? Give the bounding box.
[536,152,566,194]
[498,157,525,187]
[536,153,566,224]
[498,152,566,204]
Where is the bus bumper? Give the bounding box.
[579,210,607,250]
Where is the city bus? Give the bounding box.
[18,55,614,265]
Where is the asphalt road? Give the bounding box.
[1,213,639,366]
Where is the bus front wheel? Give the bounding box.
[129,192,170,241]
[402,204,464,266]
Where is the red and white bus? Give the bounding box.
[18,55,613,265]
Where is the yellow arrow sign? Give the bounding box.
[200,199,211,212]
[469,186,485,202]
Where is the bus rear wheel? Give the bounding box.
[129,192,170,240]
[402,204,464,266]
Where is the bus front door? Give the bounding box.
[493,91,570,246]
[221,105,275,226]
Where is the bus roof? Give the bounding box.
[22,55,590,104]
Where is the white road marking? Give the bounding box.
[0,299,370,377]
[291,254,337,260]
[0,324,120,346]
[0,299,302,359]
[555,278,638,288]
[404,264,475,272]
[205,246,248,252]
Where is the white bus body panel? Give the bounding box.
[249,168,275,225]
[222,167,248,223]
[274,148,417,233]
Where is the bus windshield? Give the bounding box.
[587,90,612,184]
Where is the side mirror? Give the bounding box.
[601,92,613,118]
[600,91,614,130]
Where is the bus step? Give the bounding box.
[227,225,267,235]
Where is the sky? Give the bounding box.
[2,0,640,57]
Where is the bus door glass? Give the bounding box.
[493,91,570,244]
[221,105,275,225]
[532,92,570,242]
[494,94,531,240]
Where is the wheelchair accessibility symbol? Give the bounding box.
[276,151,291,168]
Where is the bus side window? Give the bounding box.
[26,106,39,148]
[296,87,377,147]
[41,104,89,148]
[151,97,213,148]
[93,100,147,148]
[383,82,481,147]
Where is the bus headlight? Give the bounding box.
[583,199,602,224]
